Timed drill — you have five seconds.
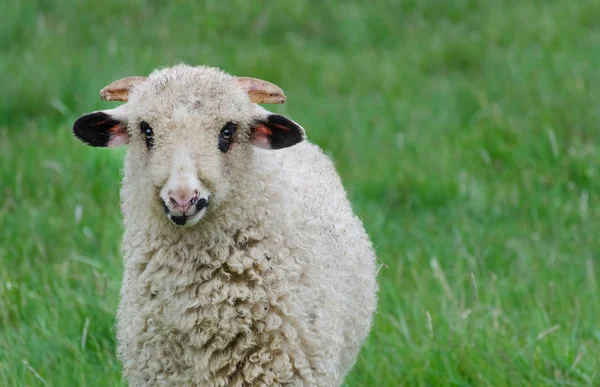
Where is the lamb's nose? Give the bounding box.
[168,190,198,213]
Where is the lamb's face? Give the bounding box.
[72,65,305,227]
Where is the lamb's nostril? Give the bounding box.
[168,191,197,211]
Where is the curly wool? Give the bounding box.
[101,65,377,386]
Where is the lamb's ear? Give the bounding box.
[250,113,306,150]
[72,107,129,148]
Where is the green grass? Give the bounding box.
[1,0,600,385]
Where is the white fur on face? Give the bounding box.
[159,148,211,227]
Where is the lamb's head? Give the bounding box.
[72,64,305,227]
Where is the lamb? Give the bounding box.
[72,64,378,387]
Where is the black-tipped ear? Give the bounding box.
[250,114,305,150]
[73,111,129,148]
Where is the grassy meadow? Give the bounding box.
[1,0,600,385]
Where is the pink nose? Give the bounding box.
[169,190,198,213]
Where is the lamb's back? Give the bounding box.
[253,141,378,381]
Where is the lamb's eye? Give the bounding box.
[218,122,237,153]
[220,123,236,141]
[140,121,154,149]
[221,128,233,140]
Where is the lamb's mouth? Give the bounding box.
[161,197,209,227]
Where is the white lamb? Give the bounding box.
[72,64,378,387]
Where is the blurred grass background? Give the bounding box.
[1,0,600,385]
